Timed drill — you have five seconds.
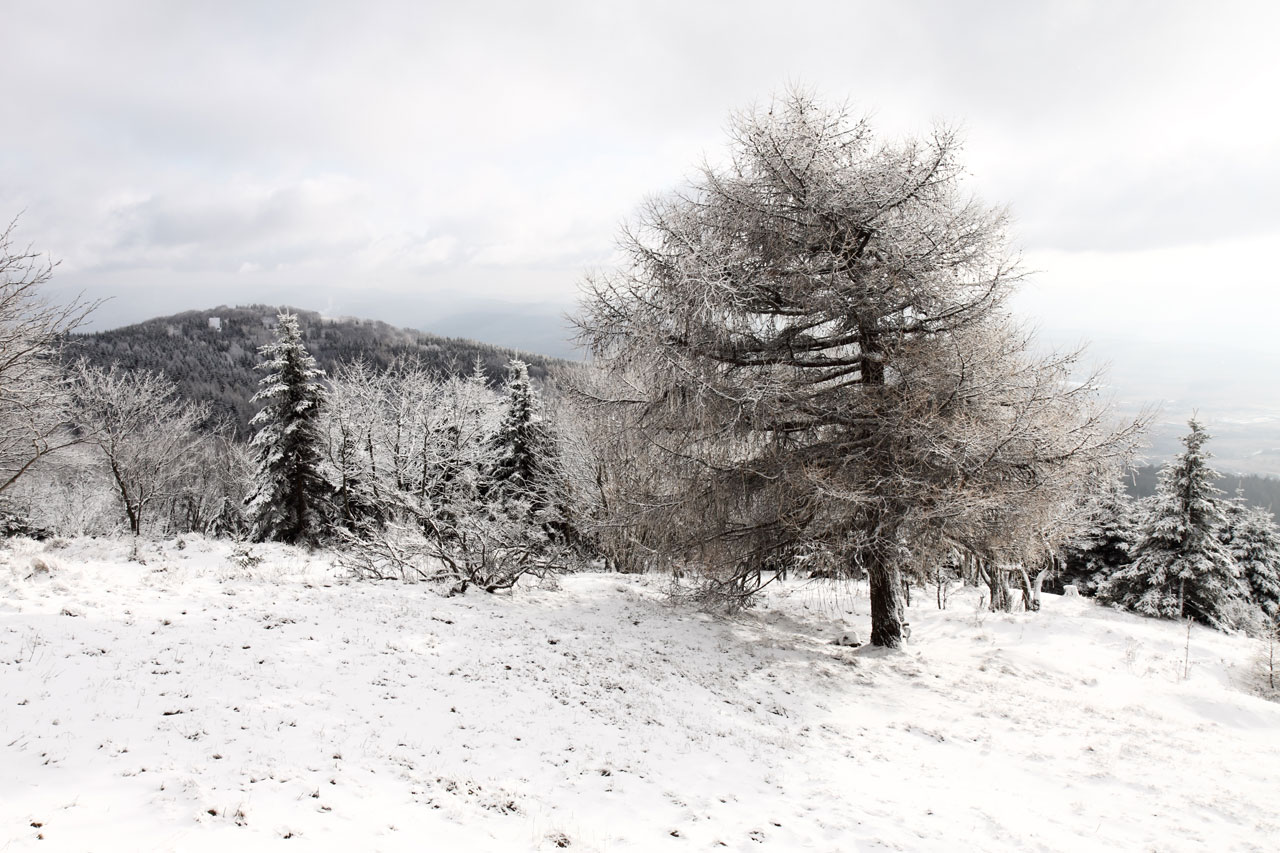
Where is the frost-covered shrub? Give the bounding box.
[327,358,581,592]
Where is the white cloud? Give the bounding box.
[1016,231,1280,351]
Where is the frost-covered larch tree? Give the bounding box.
[1099,419,1244,628]
[575,89,1142,646]
[246,312,331,545]
[1220,493,1280,626]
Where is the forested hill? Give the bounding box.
[66,305,565,439]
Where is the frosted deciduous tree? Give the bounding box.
[425,361,496,530]
[171,431,254,536]
[325,359,394,530]
[246,313,331,545]
[324,357,494,534]
[1099,419,1245,628]
[69,362,211,536]
[423,363,577,589]
[0,219,96,495]
[575,90,1141,647]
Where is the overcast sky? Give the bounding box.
[4,1,1278,381]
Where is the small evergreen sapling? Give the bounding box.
[487,359,569,544]
[245,313,332,545]
[488,360,542,502]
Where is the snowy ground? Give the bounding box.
[2,537,1278,852]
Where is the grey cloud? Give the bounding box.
[3,0,1277,373]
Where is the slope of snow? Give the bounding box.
[1,536,1277,851]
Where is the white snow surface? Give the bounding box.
[2,536,1278,852]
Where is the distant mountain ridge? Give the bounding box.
[66,305,566,438]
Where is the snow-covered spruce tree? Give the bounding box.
[488,361,540,499]
[245,313,332,546]
[1057,472,1138,595]
[1220,492,1280,625]
[1098,419,1244,628]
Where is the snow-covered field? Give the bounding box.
[2,537,1277,852]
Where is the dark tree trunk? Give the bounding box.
[109,460,142,536]
[986,560,1012,612]
[867,549,905,648]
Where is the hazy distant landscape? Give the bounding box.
[73,303,1280,478]
[1076,334,1280,477]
